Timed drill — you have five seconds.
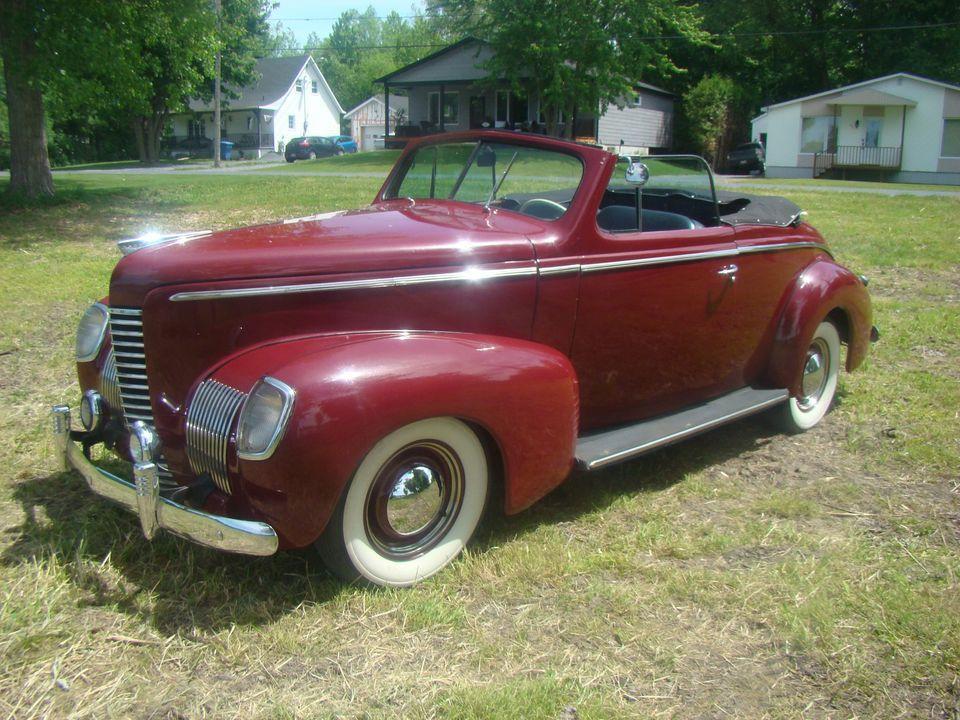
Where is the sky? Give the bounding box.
[270,0,426,45]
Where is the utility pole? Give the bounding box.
[213,0,222,168]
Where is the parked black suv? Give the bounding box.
[725,142,765,174]
[284,136,343,162]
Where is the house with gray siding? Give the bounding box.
[376,38,674,154]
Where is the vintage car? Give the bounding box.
[52,130,876,587]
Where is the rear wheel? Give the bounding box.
[776,320,841,433]
[335,148,344,156]
[308,151,317,160]
[316,417,489,587]
[285,157,295,163]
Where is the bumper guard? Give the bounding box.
[51,405,278,557]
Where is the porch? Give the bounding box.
[809,87,914,178]
[380,81,598,148]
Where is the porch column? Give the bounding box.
[439,84,445,131]
[257,109,261,155]
[384,84,390,138]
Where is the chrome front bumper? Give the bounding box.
[51,405,278,557]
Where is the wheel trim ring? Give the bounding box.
[798,337,830,411]
[363,440,465,559]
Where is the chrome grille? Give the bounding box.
[185,380,247,495]
[100,349,123,409]
[108,307,175,491]
[107,308,153,423]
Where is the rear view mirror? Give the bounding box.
[477,146,497,168]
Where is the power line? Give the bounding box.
[293,20,957,53]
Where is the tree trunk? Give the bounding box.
[0,0,54,198]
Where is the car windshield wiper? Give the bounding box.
[484,152,519,210]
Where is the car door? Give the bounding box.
[570,224,743,431]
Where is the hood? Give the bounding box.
[109,200,552,307]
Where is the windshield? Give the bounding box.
[385,140,584,221]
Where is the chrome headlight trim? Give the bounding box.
[76,302,110,362]
[236,377,296,461]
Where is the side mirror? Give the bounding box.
[622,156,649,185]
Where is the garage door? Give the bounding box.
[361,125,385,152]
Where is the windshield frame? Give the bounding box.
[381,136,588,221]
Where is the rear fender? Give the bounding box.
[210,331,579,548]
[765,259,872,394]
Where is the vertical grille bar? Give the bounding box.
[107,307,175,491]
[185,380,247,495]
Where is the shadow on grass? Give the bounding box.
[2,411,781,633]
[475,413,783,550]
[3,469,343,635]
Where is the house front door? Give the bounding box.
[469,96,487,128]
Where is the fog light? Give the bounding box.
[79,390,103,431]
[128,421,159,463]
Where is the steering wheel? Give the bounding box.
[518,197,567,220]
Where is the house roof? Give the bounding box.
[377,37,673,98]
[185,55,343,114]
[343,95,409,119]
[825,88,917,107]
[376,38,487,84]
[762,72,960,111]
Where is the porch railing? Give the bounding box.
[813,145,902,177]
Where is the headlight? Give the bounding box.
[76,302,109,362]
[237,377,295,460]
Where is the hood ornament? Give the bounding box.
[118,230,211,256]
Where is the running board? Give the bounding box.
[576,387,789,471]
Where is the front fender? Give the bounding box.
[210,331,579,548]
[765,259,872,394]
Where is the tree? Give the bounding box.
[428,0,709,138]
[678,75,737,164]
[0,0,54,197]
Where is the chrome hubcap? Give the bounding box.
[365,441,464,558]
[387,464,442,535]
[798,338,829,411]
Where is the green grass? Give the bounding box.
[0,173,958,719]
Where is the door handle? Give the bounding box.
[718,264,738,282]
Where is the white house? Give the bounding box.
[751,73,960,185]
[375,38,674,155]
[343,95,409,151]
[167,55,343,159]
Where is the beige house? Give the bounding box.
[752,73,960,184]
[343,95,409,151]
[376,38,674,155]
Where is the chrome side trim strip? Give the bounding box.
[169,264,539,302]
[538,264,581,277]
[580,241,830,275]
[737,240,832,257]
[582,247,738,274]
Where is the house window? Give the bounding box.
[311,80,318,94]
[288,115,295,129]
[511,93,528,124]
[247,115,254,131]
[634,93,643,107]
[800,116,837,153]
[428,92,459,126]
[188,119,205,138]
[295,79,303,92]
[495,91,509,124]
[942,119,960,157]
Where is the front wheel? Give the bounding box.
[316,417,489,587]
[776,320,841,433]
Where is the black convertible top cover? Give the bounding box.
[716,190,804,227]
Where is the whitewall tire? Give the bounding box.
[317,417,489,587]
[778,320,841,433]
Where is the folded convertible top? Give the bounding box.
[716,190,804,227]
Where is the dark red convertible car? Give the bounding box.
[54,130,875,586]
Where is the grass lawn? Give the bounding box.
[0,170,958,719]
